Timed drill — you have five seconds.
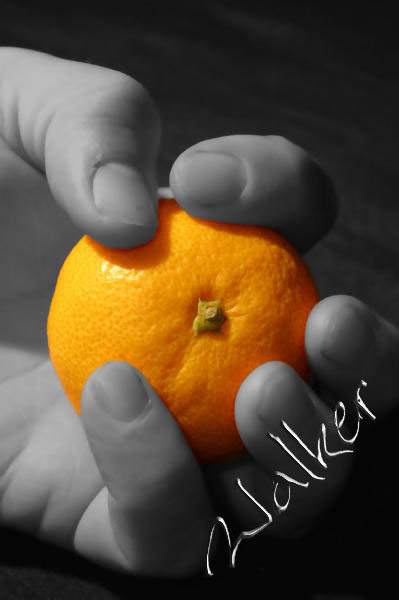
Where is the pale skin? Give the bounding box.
[0,47,398,579]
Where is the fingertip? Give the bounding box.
[86,361,151,422]
[43,70,161,250]
[170,148,246,215]
[81,359,196,475]
[93,163,156,225]
[169,134,338,252]
[235,361,296,438]
[80,363,148,451]
[235,359,354,506]
[304,294,399,420]
[47,141,159,249]
[84,219,158,250]
[304,294,374,364]
[89,161,159,248]
[65,185,158,248]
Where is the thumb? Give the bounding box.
[77,361,214,578]
[0,47,161,248]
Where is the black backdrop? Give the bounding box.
[1,1,398,597]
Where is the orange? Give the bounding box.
[47,197,319,463]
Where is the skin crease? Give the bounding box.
[0,47,398,579]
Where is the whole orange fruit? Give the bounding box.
[47,197,319,463]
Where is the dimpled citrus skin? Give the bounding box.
[47,197,319,464]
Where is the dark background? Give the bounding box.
[1,1,398,597]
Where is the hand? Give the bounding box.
[170,136,399,547]
[0,47,210,578]
[0,48,398,580]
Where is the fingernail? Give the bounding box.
[321,304,374,366]
[257,364,315,430]
[93,162,157,227]
[175,151,246,205]
[93,362,150,421]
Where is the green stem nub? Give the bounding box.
[193,299,227,336]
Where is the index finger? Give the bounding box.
[169,135,338,253]
[0,47,161,249]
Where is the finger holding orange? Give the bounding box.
[47,196,319,464]
[170,135,338,252]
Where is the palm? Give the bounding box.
[0,140,104,549]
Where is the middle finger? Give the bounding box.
[233,361,354,535]
[169,134,338,253]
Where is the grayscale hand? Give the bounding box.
[0,48,397,579]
